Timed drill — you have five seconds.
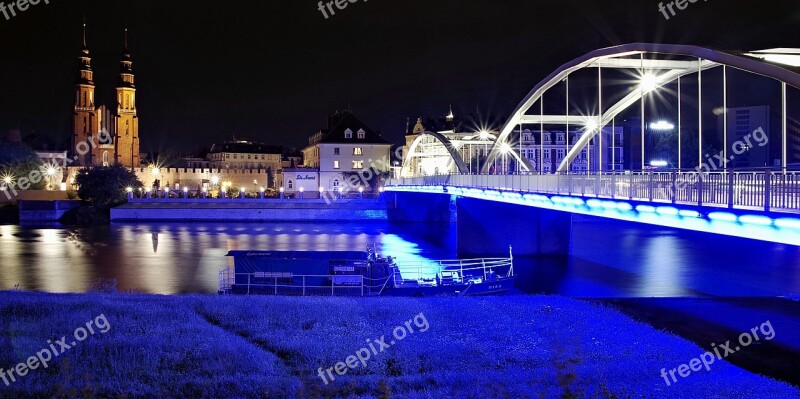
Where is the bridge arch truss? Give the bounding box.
[483,43,800,174]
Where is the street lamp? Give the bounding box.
[45,166,57,190]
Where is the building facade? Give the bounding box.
[294,111,392,195]
[72,24,140,168]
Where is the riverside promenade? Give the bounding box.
[110,198,388,222]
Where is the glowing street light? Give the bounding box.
[584,119,600,133]
[319,187,325,193]
[211,175,219,185]
[151,167,160,176]
[358,187,364,193]
[650,160,669,168]
[126,187,133,193]
[640,73,660,93]
[3,175,13,185]
[499,143,512,154]
[650,121,675,131]
[478,130,492,141]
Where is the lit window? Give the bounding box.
[334,161,340,169]
[352,160,363,169]
[353,148,363,156]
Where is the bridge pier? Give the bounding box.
[385,192,571,257]
[456,197,571,257]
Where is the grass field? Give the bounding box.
[0,292,797,398]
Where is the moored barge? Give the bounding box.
[218,247,515,296]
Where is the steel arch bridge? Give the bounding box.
[401,131,471,177]
[481,43,800,174]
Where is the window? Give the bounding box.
[102,152,109,167]
[332,180,340,190]
[334,148,340,155]
[288,180,294,189]
[357,129,366,139]
[353,148,363,156]
[352,160,364,169]
[225,154,230,159]
[334,161,340,169]
[233,154,238,159]
[344,128,353,139]
[557,149,565,159]
[248,155,252,160]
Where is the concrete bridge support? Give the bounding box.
[386,192,572,257]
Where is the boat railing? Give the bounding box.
[392,256,514,284]
[218,272,392,296]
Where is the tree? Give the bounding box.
[75,165,143,209]
[0,142,46,190]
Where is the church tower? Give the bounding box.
[114,28,140,168]
[72,22,97,167]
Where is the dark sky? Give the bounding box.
[0,0,798,153]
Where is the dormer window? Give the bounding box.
[357,129,366,139]
[344,128,353,139]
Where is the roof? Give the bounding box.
[226,251,370,261]
[309,111,391,146]
[209,141,283,155]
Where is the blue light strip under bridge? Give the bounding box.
[385,185,800,246]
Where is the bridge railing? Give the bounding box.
[387,171,800,213]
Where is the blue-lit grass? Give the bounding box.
[0,292,797,398]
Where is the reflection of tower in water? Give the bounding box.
[151,232,158,253]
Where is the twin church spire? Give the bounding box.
[72,21,140,169]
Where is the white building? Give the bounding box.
[292,111,392,195]
[401,115,624,176]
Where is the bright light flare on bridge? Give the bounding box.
[640,73,660,93]
[584,118,599,133]
[650,160,669,167]
[499,143,512,154]
[649,121,675,131]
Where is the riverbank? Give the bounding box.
[110,198,388,222]
[0,292,796,398]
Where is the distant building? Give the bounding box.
[72,24,140,168]
[295,111,392,194]
[717,106,770,168]
[207,140,283,170]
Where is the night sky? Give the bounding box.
[0,0,798,154]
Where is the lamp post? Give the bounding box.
[279,186,285,200]
[299,187,305,199]
[358,186,364,200]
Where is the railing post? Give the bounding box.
[671,172,677,204]
[361,276,364,297]
[247,274,251,295]
[765,170,771,212]
[332,279,335,296]
[302,276,306,296]
[727,172,735,209]
[611,173,616,199]
[648,171,654,202]
[628,172,634,200]
[274,277,278,295]
[697,173,703,207]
